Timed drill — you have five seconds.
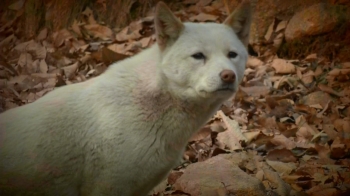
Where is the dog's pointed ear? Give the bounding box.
[154,1,184,51]
[223,0,252,47]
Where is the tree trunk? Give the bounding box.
[1,0,158,39]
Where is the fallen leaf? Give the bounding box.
[84,24,114,40]
[102,47,129,65]
[247,56,263,68]
[37,28,48,41]
[330,137,347,159]
[189,13,218,22]
[266,149,298,163]
[318,84,343,97]
[240,86,270,97]
[271,58,296,74]
[53,29,73,47]
[39,60,48,73]
[116,22,143,41]
[71,20,83,37]
[62,62,79,79]
[304,53,317,62]
[217,110,246,151]
[82,7,97,24]
[266,160,296,175]
[189,126,212,142]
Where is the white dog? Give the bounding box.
[0,1,252,195]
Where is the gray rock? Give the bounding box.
[173,154,266,196]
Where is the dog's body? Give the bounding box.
[0,2,252,195]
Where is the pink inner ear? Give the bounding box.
[155,18,167,50]
[222,1,252,47]
[154,1,185,51]
[158,19,167,36]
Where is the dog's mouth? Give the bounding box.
[216,85,235,92]
[197,85,235,97]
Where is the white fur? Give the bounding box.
[0,2,251,195]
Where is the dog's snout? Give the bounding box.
[220,70,236,84]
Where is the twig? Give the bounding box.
[223,0,230,14]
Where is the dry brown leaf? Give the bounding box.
[273,76,299,89]
[266,160,296,175]
[314,144,334,164]
[216,110,246,151]
[250,132,274,146]
[18,52,33,69]
[271,58,296,74]
[37,28,48,41]
[189,13,218,22]
[116,25,142,42]
[328,68,350,76]
[240,86,270,97]
[209,121,225,133]
[102,46,129,65]
[266,149,298,163]
[246,56,263,68]
[295,115,318,135]
[25,92,39,103]
[62,62,79,79]
[265,20,287,51]
[43,78,57,89]
[270,134,296,149]
[308,187,338,196]
[82,7,97,24]
[189,126,212,142]
[318,84,343,97]
[330,137,347,159]
[30,59,40,73]
[314,66,323,77]
[84,24,114,41]
[139,37,151,48]
[53,29,73,47]
[14,40,46,59]
[304,53,317,62]
[301,70,315,84]
[71,20,83,37]
[243,131,261,143]
[299,91,332,108]
[39,60,48,73]
[8,75,29,86]
[26,41,47,59]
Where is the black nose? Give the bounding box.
[220,70,236,84]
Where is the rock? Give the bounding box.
[227,0,321,43]
[285,3,340,42]
[173,154,266,196]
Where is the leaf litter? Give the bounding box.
[0,0,350,195]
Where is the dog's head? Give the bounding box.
[154,1,252,105]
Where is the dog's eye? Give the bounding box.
[191,52,206,60]
[228,51,238,58]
